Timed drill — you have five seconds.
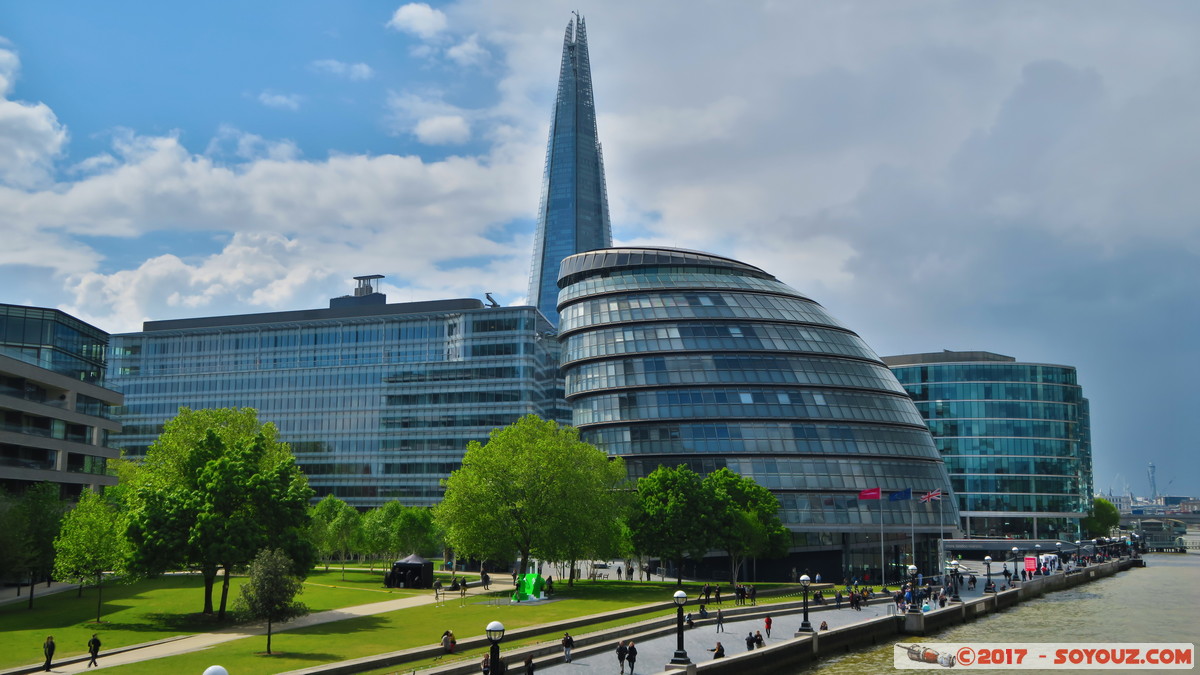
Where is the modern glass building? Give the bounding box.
[0,304,122,497]
[556,248,959,581]
[527,13,612,326]
[883,351,1093,540]
[108,278,565,509]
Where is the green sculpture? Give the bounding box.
[511,573,546,602]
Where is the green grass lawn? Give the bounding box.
[88,581,792,675]
[0,568,417,670]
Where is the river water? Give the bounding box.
[797,551,1199,674]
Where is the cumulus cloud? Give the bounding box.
[414,115,470,144]
[447,35,488,66]
[387,3,447,39]
[0,45,68,189]
[386,91,475,144]
[205,125,302,162]
[311,59,374,81]
[257,90,301,110]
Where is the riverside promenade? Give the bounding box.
[0,558,1139,675]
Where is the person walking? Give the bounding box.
[715,608,724,632]
[714,584,722,604]
[708,642,725,659]
[616,640,629,674]
[561,632,575,663]
[41,636,55,672]
[626,641,638,674]
[86,633,101,668]
[744,632,756,651]
[523,654,535,674]
[764,615,772,638]
[754,630,764,648]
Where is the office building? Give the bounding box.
[527,13,613,326]
[108,277,563,509]
[0,304,122,497]
[883,351,1093,540]
[556,248,959,579]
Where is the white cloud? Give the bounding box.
[447,35,488,66]
[387,3,447,40]
[206,125,302,162]
[414,115,470,144]
[311,59,374,81]
[0,46,67,189]
[257,90,301,111]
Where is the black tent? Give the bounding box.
[384,554,434,589]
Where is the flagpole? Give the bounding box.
[880,500,885,588]
[910,498,915,570]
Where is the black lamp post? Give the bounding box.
[1075,540,1085,567]
[906,564,921,614]
[983,555,994,592]
[486,620,505,673]
[1034,544,1042,575]
[798,574,813,632]
[949,560,961,602]
[1011,546,1020,583]
[669,589,691,667]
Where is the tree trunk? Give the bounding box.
[266,616,273,654]
[520,551,530,575]
[96,572,104,623]
[27,571,35,609]
[203,570,216,615]
[675,557,684,586]
[78,577,85,598]
[567,558,576,587]
[218,566,232,620]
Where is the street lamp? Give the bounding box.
[486,620,505,674]
[906,565,921,614]
[1034,544,1042,575]
[1075,540,1085,567]
[669,589,691,667]
[1011,546,1021,583]
[983,556,994,592]
[949,560,961,602]
[798,574,813,632]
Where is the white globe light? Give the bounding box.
[203,667,230,675]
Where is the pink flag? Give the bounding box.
[858,487,881,500]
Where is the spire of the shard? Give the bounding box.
[527,13,612,327]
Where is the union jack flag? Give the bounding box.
[921,489,943,503]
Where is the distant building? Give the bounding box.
[527,13,613,326]
[0,304,122,498]
[883,351,1093,540]
[108,277,564,509]
[557,248,959,580]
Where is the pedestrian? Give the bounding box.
[481,571,490,590]
[714,585,722,604]
[524,654,535,674]
[715,608,724,632]
[42,636,55,672]
[561,632,574,662]
[836,590,843,609]
[749,584,757,606]
[764,615,772,638]
[699,604,708,618]
[699,582,709,601]
[754,630,764,648]
[708,641,725,659]
[745,631,755,650]
[616,640,629,674]
[819,620,829,631]
[815,572,822,583]
[441,630,454,653]
[86,633,101,668]
[626,641,638,674]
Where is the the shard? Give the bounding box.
[527,13,612,327]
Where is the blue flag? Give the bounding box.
[889,487,913,501]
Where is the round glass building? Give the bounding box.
[556,247,959,581]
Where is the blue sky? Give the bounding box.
[2,1,1197,498]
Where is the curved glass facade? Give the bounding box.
[557,247,958,580]
[884,352,1093,540]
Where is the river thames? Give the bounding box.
[798,550,1199,674]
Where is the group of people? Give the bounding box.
[40,634,101,671]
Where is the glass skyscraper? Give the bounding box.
[527,13,612,326]
[556,248,958,581]
[883,351,1093,540]
[108,280,564,509]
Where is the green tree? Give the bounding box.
[309,495,361,580]
[235,548,308,655]
[702,468,790,583]
[0,490,31,592]
[396,505,441,558]
[629,464,713,586]
[434,415,626,575]
[124,408,315,618]
[360,502,398,569]
[15,482,66,609]
[1081,497,1121,537]
[53,488,129,622]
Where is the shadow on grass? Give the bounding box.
[251,652,343,662]
[289,613,388,636]
[96,612,251,633]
